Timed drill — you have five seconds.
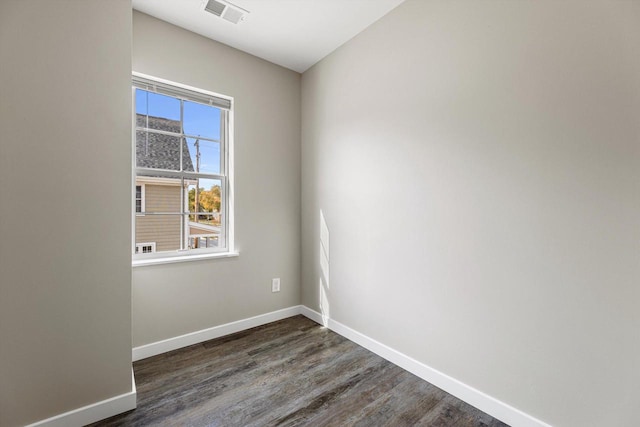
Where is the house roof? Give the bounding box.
[136,114,195,172]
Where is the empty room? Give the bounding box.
[0,1,638,426]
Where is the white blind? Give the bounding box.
[132,76,231,110]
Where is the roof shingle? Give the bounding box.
[135,115,194,172]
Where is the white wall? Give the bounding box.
[132,12,301,347]
[301,1,640,426]
[0,1,133,426]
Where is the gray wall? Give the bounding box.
[132,12,301,347]
[301,1,640,426]
[0,1,133,426]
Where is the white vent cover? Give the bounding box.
[203,0,249,24]
[204,0,225,16]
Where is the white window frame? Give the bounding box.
[135,184,145,215]
[135,242,156,254]
[131,72,236,266]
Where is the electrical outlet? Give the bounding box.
[272,278,281,293]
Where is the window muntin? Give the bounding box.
[132,77,231,260]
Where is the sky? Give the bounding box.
[136,89,222,175]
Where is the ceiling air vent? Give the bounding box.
[204,0,249,24]
[204,0,226,17]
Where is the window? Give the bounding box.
[135,242,156,254]
[135,184,144,214]
[132,74,233,261]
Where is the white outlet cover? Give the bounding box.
[272,278,280,292]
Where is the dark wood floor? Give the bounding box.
[90,315,509,427]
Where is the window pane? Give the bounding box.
[189,214,222,249]
[183,101,221,140]
[135,89,147,121]
[187,178,222,216]
[185,138,221,174]
[135,90,181,133]
[136,131,185,171]
[135,177,183,213]
[187,179,223,249]
[135,214,183,253]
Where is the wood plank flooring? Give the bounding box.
[90,316,509,427]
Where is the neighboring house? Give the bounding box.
[135,114,219,253]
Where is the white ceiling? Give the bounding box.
[132,0,405,73]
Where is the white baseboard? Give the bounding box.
[126,304,549,427]
[26,368,136,427]
[133,305,303,361]
[299,306,551,427]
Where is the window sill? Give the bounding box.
[132,251,239,267]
